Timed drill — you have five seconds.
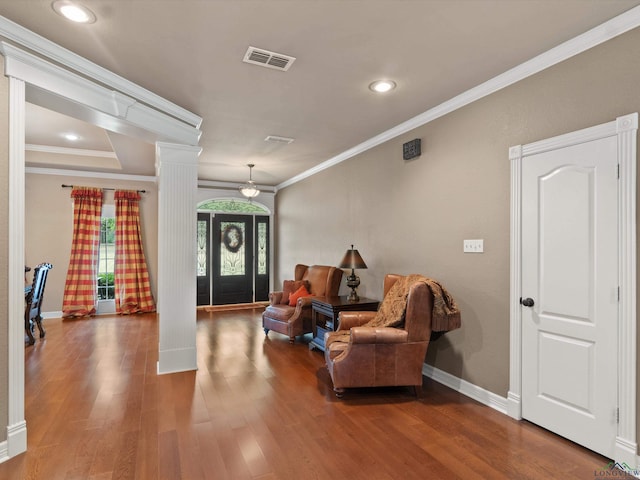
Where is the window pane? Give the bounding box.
[257,221,267,275]
[198,199,268,213]
[197,220,208,277]
[220,221,245,276]
[97,216,116,299]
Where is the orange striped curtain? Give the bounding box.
[114,190,156,314]
[62,187,103,317]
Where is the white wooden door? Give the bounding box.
[521,135,619,458]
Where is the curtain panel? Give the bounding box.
[114,190,156,314]
[62,187,103,317]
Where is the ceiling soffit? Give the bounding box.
[0,39,202,147]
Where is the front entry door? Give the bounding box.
[521,134,618,458]
[212,214,253,304]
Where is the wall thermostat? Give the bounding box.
[403,138,421,160]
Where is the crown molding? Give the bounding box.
[278,5,640,190]
[197,178,276,194]
[26,144,117,158]
[24,166,279,191]
[25,166,157,183]
[0,15,202,129]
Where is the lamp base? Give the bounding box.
[347,288,360,302]
[345,272,360,302]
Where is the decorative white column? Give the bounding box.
[7,76,27,457]
[156,142,201,375]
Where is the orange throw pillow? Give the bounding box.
[289,285,312,306]
[281,280,308,305]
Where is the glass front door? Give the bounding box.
[196,212,270,305]
[213,214,253,304]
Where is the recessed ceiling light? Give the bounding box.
[64,133,79,141]
[52,1,96,24]
[369,80,397,93]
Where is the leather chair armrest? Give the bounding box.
[289,296,314,317]
[337,311,376,331]
[269,291,284,305]
[350,327,408,344]
[297,296,315,308]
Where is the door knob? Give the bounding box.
[520,297,535,307]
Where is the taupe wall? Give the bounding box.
[25,173,158,313]
[275,26,640,397]
[0,55,8,443]
[1,19,639,457]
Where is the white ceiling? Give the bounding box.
[1,0,639,186]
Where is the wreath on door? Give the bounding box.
[222,224,243,253]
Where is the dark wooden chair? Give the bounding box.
[25,262,53,345]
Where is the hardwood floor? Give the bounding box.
[0,309,631,479]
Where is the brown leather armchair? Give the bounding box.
[324,274,436,398]
[262,264,343,343]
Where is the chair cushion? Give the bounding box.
[288,284,311,306]
[326,337,349,360]
[264,304,296,321]
[281,280,309,305]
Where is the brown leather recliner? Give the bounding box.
[262,264,343,343]
[324,274,434,398]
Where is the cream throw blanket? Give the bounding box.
[331,275,461,344]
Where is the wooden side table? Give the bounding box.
[309,296,379,351]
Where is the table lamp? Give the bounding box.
[339,244,368,302]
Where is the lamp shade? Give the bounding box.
[339,245,367,270]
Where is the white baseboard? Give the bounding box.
[422,363,508,415]
[157,346,197,375]
[0,439,7,464]
[2,420,27,462]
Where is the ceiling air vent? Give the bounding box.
[265,135,295,144]
[243,46,296,72]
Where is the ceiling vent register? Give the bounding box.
[243,46,296,71]
[264,135,294,144]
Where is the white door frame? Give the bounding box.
[508,113,638,465]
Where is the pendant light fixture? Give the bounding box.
[239,163,260,199]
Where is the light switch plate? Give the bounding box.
[464,239,484,253]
